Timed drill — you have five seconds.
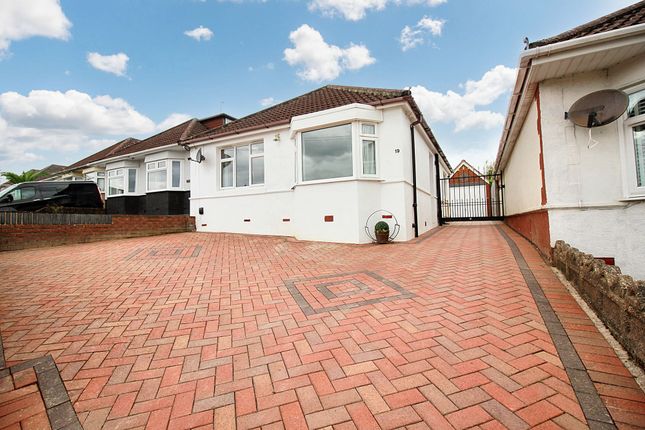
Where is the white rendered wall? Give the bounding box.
[539,54,645,279]
[189,103,442,243]
[503,99,543,216]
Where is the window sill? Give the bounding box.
[146,188,188,193]
[106,193,144,198]
[297,176,383,187]
[619,195,645,202]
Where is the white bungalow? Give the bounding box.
[183,85,452,244]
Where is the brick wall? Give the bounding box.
[0,215,195,251]
[505,209,552,259]
[553,240,645,369]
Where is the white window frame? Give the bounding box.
[219,141,264,189]
[106,168,138,197]
[145,159,183,192]
[85,171,106,192]
[619,83,645,199]
[360,122,378,177]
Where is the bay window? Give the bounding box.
[146,160,183,192]
[220,142,264,188]
[107,168,137,197]
[624,87,645,197]
[302,124,353,181]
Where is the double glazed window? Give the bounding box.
[146,160,182,191]
[301,122,377,182]
[302,124,353,181]
[107,169,137,196]
[361,123,377,175]
[627,89,645,191]
[220,142,264,188]
[85,172,105,192]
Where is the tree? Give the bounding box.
[1,170,45,184]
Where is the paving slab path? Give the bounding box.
[0,224,644,429]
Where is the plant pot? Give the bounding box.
[375,230,389,244]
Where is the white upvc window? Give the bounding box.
[360,122,377,176]
[301,123,353,182]
[85,171,106,192]
[622,86,645,198]
[219,142,264,189]
[107,168,137,197]
[146,160,182,192]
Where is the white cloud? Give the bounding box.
[399,16,444,51]
[259,97,275,107]
[0,0,71,57]
[308,0,445,21]
[284,24,375,82]
[156,113,192,131]
[87,52,129,77]
[411,65,517,132]
[0,89,161,168]
[184,26,214,41]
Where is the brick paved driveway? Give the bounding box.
[1,224,644,429]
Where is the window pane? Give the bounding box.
[252,156,264,184]
[634,124,645,187]
[148,170,166,191]
[221,161,233,187]
[97,177,105,192]
[302,124,353,181]
[362,140,376,175]
[628,89,645,118]
[172,161,181,187]
[236,146,250,187]
[361,124,375,135]
[251,142,264,154]
[221,148,234,159]
[146,163,153,170]
[128,169,137,193]
[109,177,124,195]
[158,161,166,168]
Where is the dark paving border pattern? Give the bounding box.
[497,226,617,430]
[285,270,415,316]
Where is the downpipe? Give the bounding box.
[410,118,421,238]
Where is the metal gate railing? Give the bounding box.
[438,172,504,222]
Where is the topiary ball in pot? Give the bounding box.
[375,221,390,244]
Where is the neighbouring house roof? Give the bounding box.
[65,138,141,172]
[529,1,645,48]
[103,119,209,160]
[36,164,67,177]
[495,3,645,171]
[184,85,452,171]
[450,160,485,178]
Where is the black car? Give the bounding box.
[0,181,103,212]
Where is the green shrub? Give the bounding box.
[375,221,390,233]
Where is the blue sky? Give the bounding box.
[0,0,634,174]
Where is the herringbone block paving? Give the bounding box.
[0,224,643,429]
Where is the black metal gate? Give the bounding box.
[438,172,504,223]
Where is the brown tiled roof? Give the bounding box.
[183,85,452,170]
[65,138,141,172]
[529,1,645,48]
[185,85,409,142]
[111,119,208,158]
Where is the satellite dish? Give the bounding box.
[566,89,628,128]
[189,148,206,163]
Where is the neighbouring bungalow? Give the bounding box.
[50,113,234,215]
[496,2,645,279]
[182,85,452,244]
